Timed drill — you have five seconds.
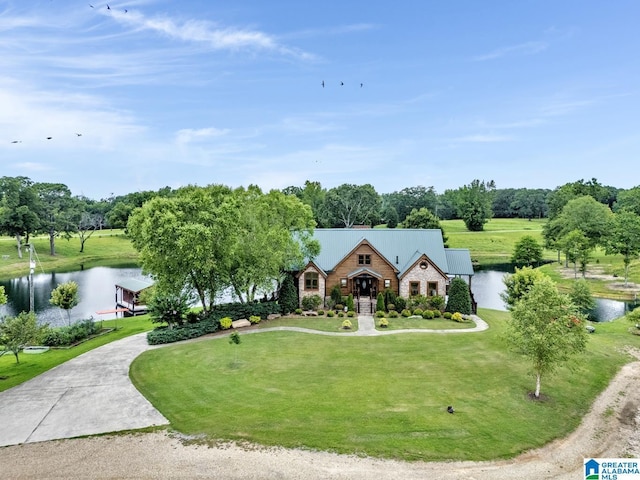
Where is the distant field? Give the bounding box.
[0,230,139,279]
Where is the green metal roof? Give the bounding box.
[445,248,475,276]
[309,229,473,277]
[115,278,154,293]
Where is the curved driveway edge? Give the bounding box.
[0,314,487,447]
[0,333,168,448]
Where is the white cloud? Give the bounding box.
[452,134,514,143]
[473,41,548,61]
[175,127,230,144]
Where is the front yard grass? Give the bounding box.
[130,308,639,462]
[256,315,358,332]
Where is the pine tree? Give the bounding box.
[445,277,472,315]
[279,274,298,314]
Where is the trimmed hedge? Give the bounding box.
[147,318,221,345]
[42,319,101,347]
[210,301,280,320]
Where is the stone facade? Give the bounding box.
[398,257,448,298]
[298,264,326,308]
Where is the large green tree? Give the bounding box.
[614,186,640,216]
[452,179,495,231]
[501,266,547,309]
[511,235,543,267]
[506,277,588,398]
[323,184,381,228]
[0,176,41,258]
[401,207,448,245]
[605,211,640,286]
[34,183,81,256]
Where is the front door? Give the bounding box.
[355,275,374,297]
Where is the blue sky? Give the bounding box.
[2,0,639,199]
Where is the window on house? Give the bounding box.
[305,272,319,290]
[428,282,438,297]
[341,278,347,287]
[410,281,420,296]
[358,254,371,265]
[384,279,391,288]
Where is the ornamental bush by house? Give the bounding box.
[401,309,412,317]
[317,309,325,316]
[330,284,343,307]
[422,310,434,319]
[387,303,396,313]
[413,308,424,317]
[432,309,442,318]
[445,277,472,315]
[429,295,445,312]
[346,293,355,312]
[279,273,298,315]
[394,296,407,312]
[347,310,356,317]
[301,294,322,311]
[375,310,385,318]
[451,312,464,322]
[327,310,335,317]
[295,308,303,315]
[379,318,389,328]
[388,310,399,318]
[443,311,452,319]
[341,319,352,329]
[249,315,261,324]
[376,293,385,313]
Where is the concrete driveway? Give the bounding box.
[0,333,168,447]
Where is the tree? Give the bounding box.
[453,179,495,231]
[34,183,81,256]
[555,196,612,249]
[50,281,80,326]
[511,235,543,267]
[0,176,41,258]
[558,229,592,278]
[278,274,298,314]
[605,211,640,286]
[506,277,588,398]
[568,279,596,318]
[401,207,448,245]
[382,206,399,228]
[445,277,472,314]
[147,289,190,330]
[0,286,6,305]
[501,266,547,310]
[614,186,640,216]
[323,184,381,228]
[0,311,45,364]
[381,186,438,223]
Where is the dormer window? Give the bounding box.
[358,254,371,265]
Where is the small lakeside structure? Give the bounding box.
[115,278,154,316]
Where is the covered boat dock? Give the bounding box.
[115,278,153,316]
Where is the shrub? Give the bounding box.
[388,310,399,318]
[375,310,385,318]
[394,296,407,311]
[330,284,343,307]
[211,301,280,320]
[379,318,389,328]
[249,315,261,324]
[341,319,352,329]
[408,294,429,311]
[383,288,397,310]
[147,318,220,345]
[451,312,464,322]
[41,319,101,347]
[279,274,298,314]
[347,310,356,317]
[148,290,190,329]
[422,310,434,319]
[412,308,423,317]
[445,277,472,315]
[432,309,442,318]
[386,304,396,313]
[376,293,385,313]
[335,304,344,312]
[443,311,452,319]
[327,310,335,317]
[301,294,322,311]
[338,312,345,318]
[346,293,355,312]
[317,310,325,316]
[429,295,445,311]
[401,309,411,317]
[220,317,233,330]
[295,308,303,315]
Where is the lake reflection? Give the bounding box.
[0,267,150,327]
[470,269,639,322]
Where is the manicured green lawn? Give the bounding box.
[0,315,153,392]
[375,316,474,330]
[0,230,139,279]
[130,309,639,461]
[256,315,358,332]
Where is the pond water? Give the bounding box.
[1,266,637,327]
[0,267,150,327]
[470,268,639,322]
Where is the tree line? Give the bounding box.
[3,175,640,256]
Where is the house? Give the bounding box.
[295,228,474,313]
